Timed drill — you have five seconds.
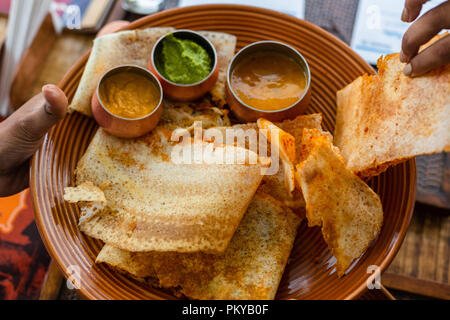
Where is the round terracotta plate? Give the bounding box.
[31,4,416,300]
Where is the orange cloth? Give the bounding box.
[0,189,50,299]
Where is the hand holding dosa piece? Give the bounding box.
[335,43,450,178]
[296,128,383,276]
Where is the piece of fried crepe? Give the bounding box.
[259,114,324,210]
[202,114,323,210]
[335,50,450,178]
[68,28,236,116]
[96,191,301,300]
[71,127,266,253]
[296,128,383,276]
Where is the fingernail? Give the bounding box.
[401,8,409,22]
[403,63,412,76]
[400,51,405,62]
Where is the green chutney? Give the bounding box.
[157,34,212,84]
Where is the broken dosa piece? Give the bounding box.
[335,50,450,178]
[71,127,265,254]
[276,113,323,163]
[64,181,106,204]
[258,118,296,194]
[197,31,237,108]
[96,191,301,300]
[296,128,383,276]
[161,99,231,130]
[257,114,324,210]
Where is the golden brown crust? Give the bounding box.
[96,192,301,300]
[296,129,383,276]
[76,128,264,253]
[335,48,450,178]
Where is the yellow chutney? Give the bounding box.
[99,71,160,119]
[230,51,307,111]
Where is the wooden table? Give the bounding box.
[0,0,448,300]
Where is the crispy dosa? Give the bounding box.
[160,99,230,130]
[96,191,301,300]
[202,114,323,210]
[257,118,297,196]
[258,114,324,209]
[335,52,450,178]
[72,127,265,253]
[296,128,383,276]
[68,29,236,116]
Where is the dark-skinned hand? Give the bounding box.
[0,85,68,197]
[400,0,450,77]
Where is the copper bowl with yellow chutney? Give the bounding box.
[226,41,311,122]
[148,30,219,101]
[91,65,163,138]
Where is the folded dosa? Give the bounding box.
[96,191,301,300]
[68,28,236,116]
[296,128,383,276]
[73,127,265,253]
[335,53,450,178]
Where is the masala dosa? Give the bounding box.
[335,48,450,178]
[96,191,301,300]
[68,29,236,116]
[71,126,266,253]
[296,128,383,276]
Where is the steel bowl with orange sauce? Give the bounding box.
[91,65,163,138]
[226,41,311,122]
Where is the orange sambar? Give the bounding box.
[99,71,160,119]
[230,51,307,111]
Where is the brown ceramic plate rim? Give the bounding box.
[30,4,416,300]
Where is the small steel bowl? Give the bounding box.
[148,29,219,101]
[91,65,163,138]
[226,41,311,122]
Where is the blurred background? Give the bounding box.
[0,0,448,300]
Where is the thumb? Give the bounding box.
[42,84,68,118]
[11,85,68,142]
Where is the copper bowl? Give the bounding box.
[226,41,311,122]
[148,29,219,101]
[91,65,163,138]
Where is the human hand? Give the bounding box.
[0,85,68,197]
[400,0,450,76]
